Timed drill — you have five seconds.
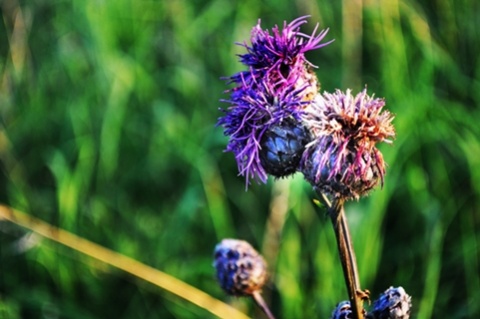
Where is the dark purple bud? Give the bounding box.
[213,239,268,296]
[259,118,312,178]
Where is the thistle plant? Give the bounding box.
[215,16,407,319]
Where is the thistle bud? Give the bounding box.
[213,239,268,296]
[259,118,312,178]
[330,301,353,319]
[330,300,368,319]
[371,286,412,319]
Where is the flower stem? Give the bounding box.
[328,197,365,319]
[252,291,276,319]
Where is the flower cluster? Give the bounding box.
[218,16,332,185]
[216,16,404,319]
[218,16,395,201]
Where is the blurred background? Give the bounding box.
[1,0,479,318]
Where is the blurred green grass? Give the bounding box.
[1,0,479,318]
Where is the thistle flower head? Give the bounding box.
[218,17,332,186]
[213,239,268,296]
[371,286,412,319]
[301,88,395,200]
[237,15,332,89]
[218,83,311,183]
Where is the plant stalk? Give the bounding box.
[252,291,276,319]
[328,198,365,319]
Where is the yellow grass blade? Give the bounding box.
[0,205,250,319]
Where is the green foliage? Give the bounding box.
[1,0,479,318]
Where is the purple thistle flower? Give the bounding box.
[301,88,395,200]
[236,15,332,89]
[218,16,332,186]
[218,82,309,183]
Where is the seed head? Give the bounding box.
[213,239,268,296]
[301,88,395,200]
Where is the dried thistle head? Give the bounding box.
[301,88,395,200]
[213,239,268,296]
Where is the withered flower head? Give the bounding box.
[301,88,395,200]
[213,239,268,296]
